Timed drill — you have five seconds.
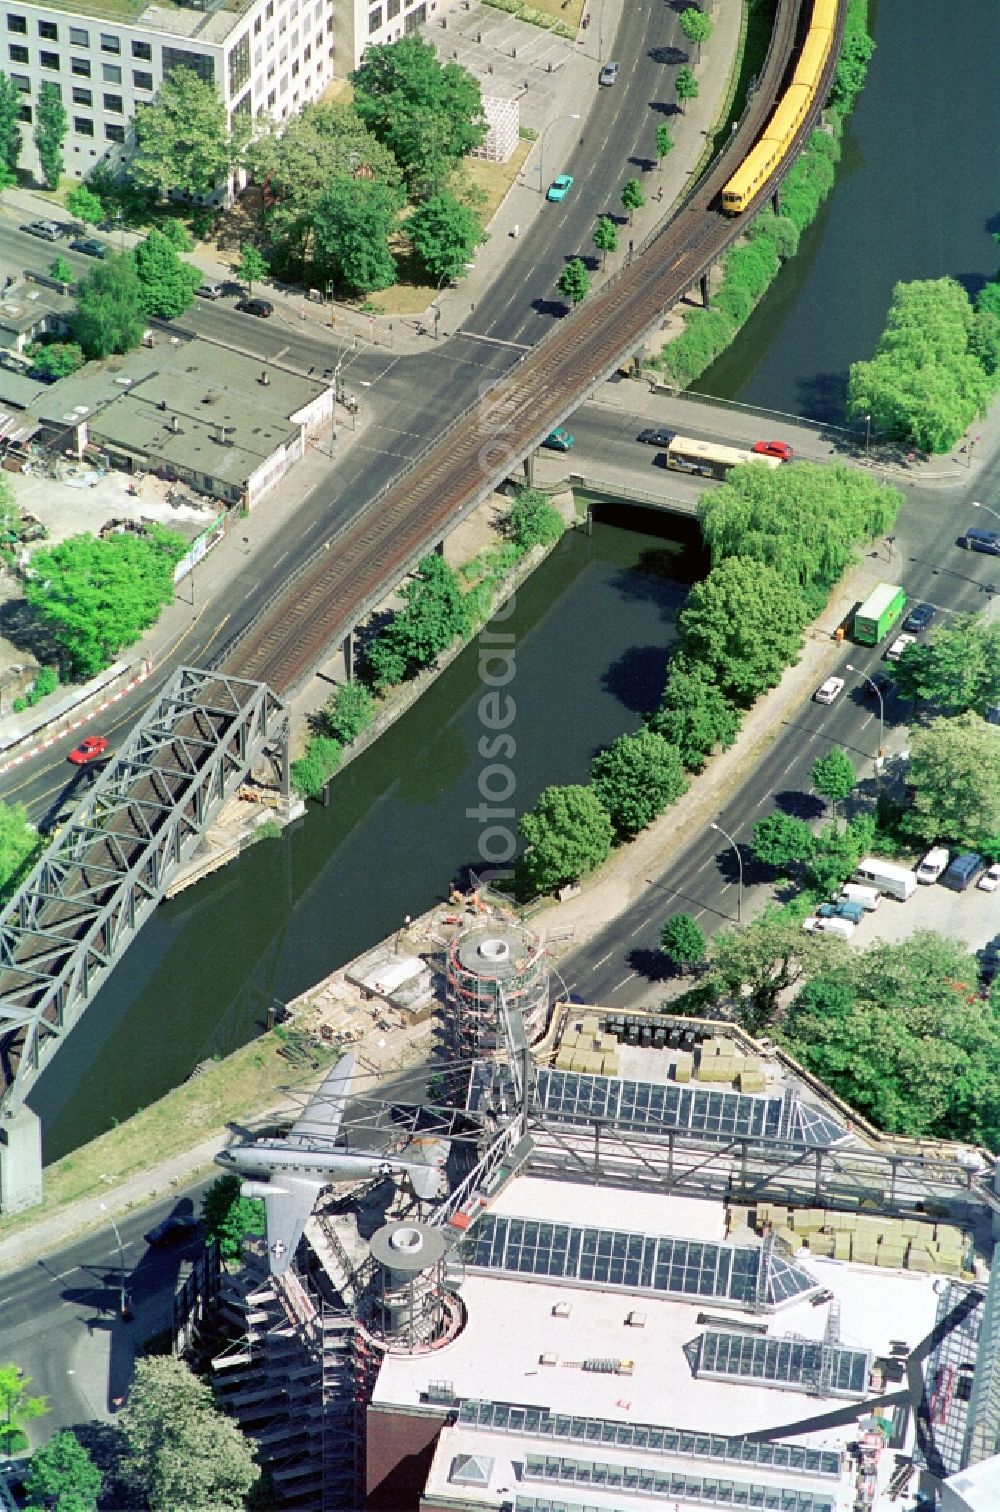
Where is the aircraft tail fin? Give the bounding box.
[404,1137,450,1201]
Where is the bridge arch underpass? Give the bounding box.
[0,666,288,1212]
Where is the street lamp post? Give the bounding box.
[846,663,884,781]
[99,1202,128,1318]
[709,821,743,924]
[864,413,871,458]
[538,113,581,195]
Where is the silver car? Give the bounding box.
[599,61,620,86]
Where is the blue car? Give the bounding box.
[546,174,574,203]
[817,899,865,925]
[543,426,574,452]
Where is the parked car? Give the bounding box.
[903,600,936,633]
[916,847,950,884]
[940,851,985,892]
[69,237,107,259]
[813,676,845,705]
[546,174,574,203]
[543,426,574,452]
[885,633,916,662]
[196,281,225,299]
[960,527,1000,555]
[67,734,109,765]
[235,298,273,318]
[802,915,855,938]
[145,1214,199,1246]
[637,427,673,447]
[977,935,1000,983]
[978,863,1000,893]
[752,439,794,461]
[21,219,62,242]
[599,61,620,86]
[817,899,865,925]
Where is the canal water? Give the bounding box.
[37,511,705,1161]
[694,0,1000,421]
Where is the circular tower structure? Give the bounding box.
[367,1219,460,1350]
[445,922,549,1059]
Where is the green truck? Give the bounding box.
[854,583,906,645]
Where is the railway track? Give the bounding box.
[223,0,846,699]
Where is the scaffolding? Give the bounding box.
[445,922,549,1060]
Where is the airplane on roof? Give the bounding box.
[215,1053,449,1276]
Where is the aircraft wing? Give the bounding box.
[400,1137,450,1201]
[286,1052,356,1149]
[262,1175,326,1276]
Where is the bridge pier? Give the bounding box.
[0,1103,43,1214]
[771,188,781,217]
[341,632,354,684]
[523,452,536,488]
[699,271,710,307]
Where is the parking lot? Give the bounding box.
[832,865,999,958]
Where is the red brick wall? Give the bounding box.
[366,1404,450,1511]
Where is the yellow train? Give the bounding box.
[721,0,838,215]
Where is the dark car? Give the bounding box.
[145,1214,199,1246]
[637,427,673,447]
[961,527,1000,555]
[977,936,1000,983]
[236,298,273,318]
[903,601,936,633]
[69,237,107,259]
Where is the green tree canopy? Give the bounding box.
[0,1363,47,1455]
[201,1174,264,1262]
[24,1428,102,1512]
[0,72,23,173]
[27,341,85,381]
[621,178,645,224]
[406,192,484,283]
[675,66,699,112]
[0,802,40,899]
[66,183,104,225]
[660,912,706,973]
[352,35,486,197]
[707,907,847,1036]
[33,80,66,189]
[592,215,618,268]
[679,8,713,60]
[24,528,187,680]
[120,1356,259,1510]
[506,487,564,551]
[312,174,399,295]
[133,67,240,201]
[366,554,471,689]
[828,0,875,113]
[133,229,201,319]
[676,556,808,706]
[892,614,1000,715]
[649,657,741,773]
[804,814,875,896]
[906,712,1000,848]
[49,254,74,287]
[751,812,815,872]
[557,257,590,306]
[71,252,147,360]
[591,729,687,839]
[654,123,673,170]
[233,244,269,295]
[811,749,856,819]
[782,932,1000,1144]
[324,680,375,744]
[518,784,613,895]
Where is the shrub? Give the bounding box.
[290,735,341,798]
[324,680,374,744]
[506,488,564,551]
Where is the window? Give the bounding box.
[387,0,400,16]
[161,47,212,85]
[6,14,25,33]
[99,33,120,54]
[104,122,124,142]
[132,69,152,90]
[69,26,89,46]
[10,73,28,91]
[103,92,122,112]
[227,32,249,96]
[37,19,57,38]
[290,58,298,77]
[74,115,94,135]
[253,15,261,34]
[265,1,273,17]
[368,6,383,32]
[131,39,151,60]
[7,43,27,62]
[71,57,90,76]
[101,62,121,83]
[266,87,275,107]
[39,50,59,69]
[16,102,29,121]
[72,86,92,105]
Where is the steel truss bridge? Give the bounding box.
[0,667,288,1112]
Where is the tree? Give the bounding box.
[134,68,240,201]
[0,72,22,174]
[805,814,875,896]
[506,487,563,551]
[0,1363,47,1455]
[159,216,193,251]
[660,913,706,974]
[751,812,815,872]
[591,730,687,839]
[324,680,375,744]
[518,785,613,896]
[120,1356,259,1510]
[66,183,104,225]
[679,8,713,62]
[828,1,875,114]
[33,80,66,189]
[556,257,590,306]
[24,529,187,680]
[0,804,39,899]
[655,122,673,172]
[49,254,74,287]
[236,244,270,294]
[649,657,741,772]
[621,178,645,225]
[811,748,856,819]
[707,907,847,1036]
[133,229,201,319]
[892,615,1000,716]
[367,554,471,689]
[676,557,808,706]
[352,35,486,197]
[0,159,14,201]
[201,1174,264,1262]
[27,340,85,381]
[407,192,484,284]
[906,712,1000,848]
[23,1428,102,1512]
[592,215,618,269]
[312,174,398,295]
[675,66,699,113]
[72,252,147,360]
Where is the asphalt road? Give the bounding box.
[556,457,1000,1008]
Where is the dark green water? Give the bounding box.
[36,512,704,1161]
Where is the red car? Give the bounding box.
[67,734,109,765]
[753,439,794,461]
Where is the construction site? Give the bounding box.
[178,897,1000,1512]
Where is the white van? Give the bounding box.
[841,883,880,911]
[917,847,950,884]
[803,916,855,939]
[854,857,918,900]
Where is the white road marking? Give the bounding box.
[592,950,615,968]
[611,973,636,993]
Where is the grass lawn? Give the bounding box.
[524,0,583,24]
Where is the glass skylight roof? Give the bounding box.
[520,1453,836,1511]
[457,1399,842,1478]
[462,1214,819,1309]
[698,1330,871,1400]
